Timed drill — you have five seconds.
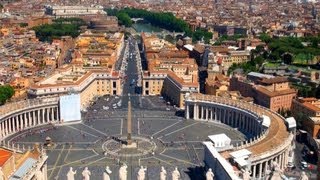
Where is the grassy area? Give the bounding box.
[264,62,281,68]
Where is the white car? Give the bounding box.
[300,161,308,168]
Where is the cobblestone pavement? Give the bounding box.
[6,96,246,180]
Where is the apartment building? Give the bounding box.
[230,72,297,112]
[27,32,124,109]
[141,33,199,108]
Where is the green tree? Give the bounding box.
[116,12,132,27]
[32,18,85,42]
[0,85,14,105]
[20,23,28,27]
[259,33,272,43]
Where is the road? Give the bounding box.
[121,37,142,109]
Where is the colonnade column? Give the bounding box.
[258,163,262,179]
[252,165,256,179]
[5,120,8,135]
[46,108,50,123]
[42,108,45,124]
[186,104,190,119]
[56,107,59,121]
[193,104,198,120]
[206,107,209,120]
[201,106,204,119]
[51,108,54,121]
[32,111,36,126]
[7,119,11,134]
[1,122,4,137]
[28,112,32,127]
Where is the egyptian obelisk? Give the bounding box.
[127,98,132,145]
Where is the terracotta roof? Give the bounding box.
[255,86,297,97]
[302,102,320,112]
[259,77,288,84]
[0,149,12,166]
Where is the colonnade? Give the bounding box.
[0,106,60,141]
[186,102,263,136]
[185,98,294,179]
[250,148,290,179]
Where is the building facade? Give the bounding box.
[230,73,297,112]
[141,33,199,108]
[45,5,106,18]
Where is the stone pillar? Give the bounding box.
[28,112,32,127]
[210,108,213,120]
[252,164,256,179]
[37,110,40,125]
[281,153,285,169]
[186,104,190,119]
[13,116,18,132]
[4,121,7,136]
[51,108,54,121]
[0,122,4,138]
[56,107,59,121]
[24,113,27,129]
[263,161,268,178]
[258,163,262,178]
[7,118,11,134]
[42,108,45,124]
[47,108,50,122]
[18,115,22,131]
[32,111,36,126]
[201,106,204,119]
[193,104,198,120]
[206,107,209,120]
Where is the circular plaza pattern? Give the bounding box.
[4,95,246,180]
[102,135,162,158]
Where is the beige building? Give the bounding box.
[229,73,297,112]
[212,50,250,70]
[28,66,121,109]
[45,5,106,18]
[28,32,124,109]
[141,33,199,108]
[292,97,320,138]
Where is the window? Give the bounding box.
[113,82,116,88]
[145,81,149,88]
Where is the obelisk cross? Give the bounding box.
[127,97,132,145]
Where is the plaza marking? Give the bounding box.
[49,154,99,170]
[137,118,140,135]
[66,126,98,138]
[167,140,204,143]
[152,120,183,137]
[151,156,173,166]
[185,146,192,163]
[161,122,199,137]
[139,117,182,121]
[55,145,72,179]
[192,145,201,163]
[80,123,108,136]
[159,153,198,166]
[120,118,123,135]
[79,156,107,167]
[48,144,65,180]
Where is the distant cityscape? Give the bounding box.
[0,0,320,180]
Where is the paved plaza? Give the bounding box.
[5,37,246,180]
[6,96,245,180]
